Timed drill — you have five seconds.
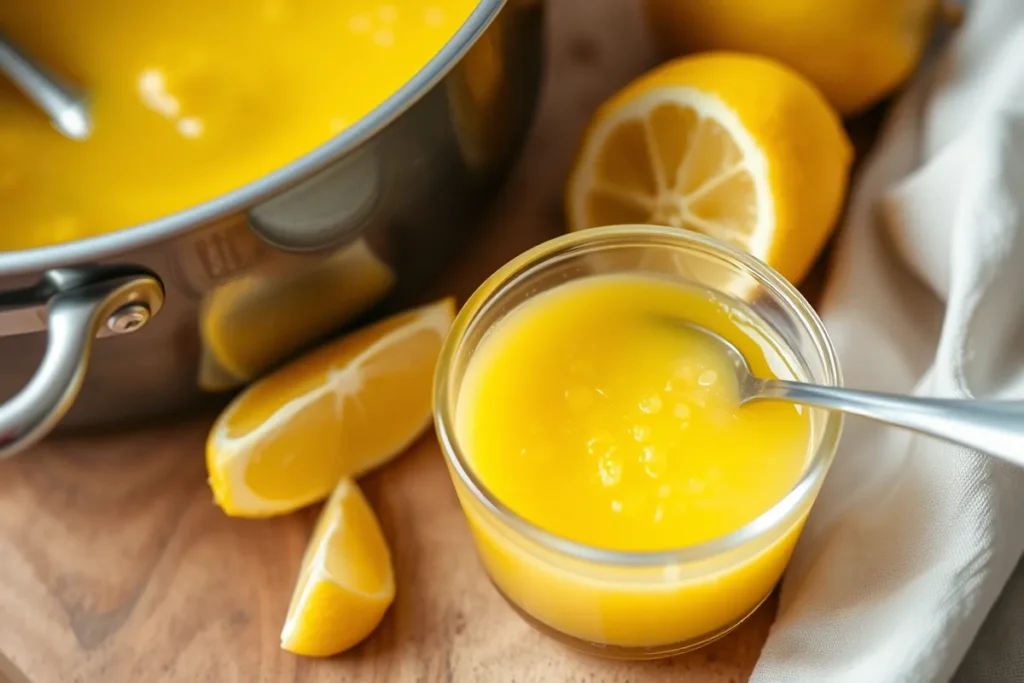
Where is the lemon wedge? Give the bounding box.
[281,478,395,656]
[566,52,852,284]
[207,298,455,518]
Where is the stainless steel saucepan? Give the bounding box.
[0,0,544,457]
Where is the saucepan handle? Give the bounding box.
[0,268,164,458]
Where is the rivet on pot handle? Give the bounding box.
[0,268,164,458]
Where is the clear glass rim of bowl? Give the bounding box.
[433,224,844,568]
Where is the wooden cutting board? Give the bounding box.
[0,1,779,680]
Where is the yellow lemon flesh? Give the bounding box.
[566,52,852,285]
[281,478,395,656]
[207,298,455,517]
[643,0,940,116]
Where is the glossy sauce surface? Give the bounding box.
[457,274,812,552]
[0,0,476,250]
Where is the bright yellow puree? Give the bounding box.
[0,0,476,250]
[455,274,816,648]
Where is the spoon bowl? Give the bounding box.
[667,319,767,404]
[669,317,1024,467]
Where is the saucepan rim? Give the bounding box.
[0,0,509,277]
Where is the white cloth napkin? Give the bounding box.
[751,1,1024,681]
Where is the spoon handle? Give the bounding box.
[756,380,1024,467]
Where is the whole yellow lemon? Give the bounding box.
[644,0,941,116]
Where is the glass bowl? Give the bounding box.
[433,225,843,659]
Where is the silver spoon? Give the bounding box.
[675,320,1024,467]
[0,32,91,140]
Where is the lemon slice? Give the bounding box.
[567,53,851,284]
[207,298,455,518]
[281,478,395,656]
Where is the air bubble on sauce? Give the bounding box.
[697,369,718,387]
[176,117,204,139]
[610,500,624,513]
[642,445,668,478]
[630,424,651,443]
[598,448,618,485]
[373,29,395,47]
[138,69,181,118]
[673,403,691,420]
[638,394,663,415]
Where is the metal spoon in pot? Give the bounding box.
[0,32,91,140]
[673,319,1024,467]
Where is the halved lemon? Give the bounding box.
[566,52,852,284]
[207,298,455,518]
[281,478,395,656]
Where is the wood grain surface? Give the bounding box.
[0,1,778,681]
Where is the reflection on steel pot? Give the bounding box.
[0,0,544,457]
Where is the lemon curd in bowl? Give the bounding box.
[434,225,842,658]
[0,0,477,250]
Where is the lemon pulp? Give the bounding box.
[566,53,852,284]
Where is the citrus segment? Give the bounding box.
[207,298,455,517]
[280,478,395,657]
